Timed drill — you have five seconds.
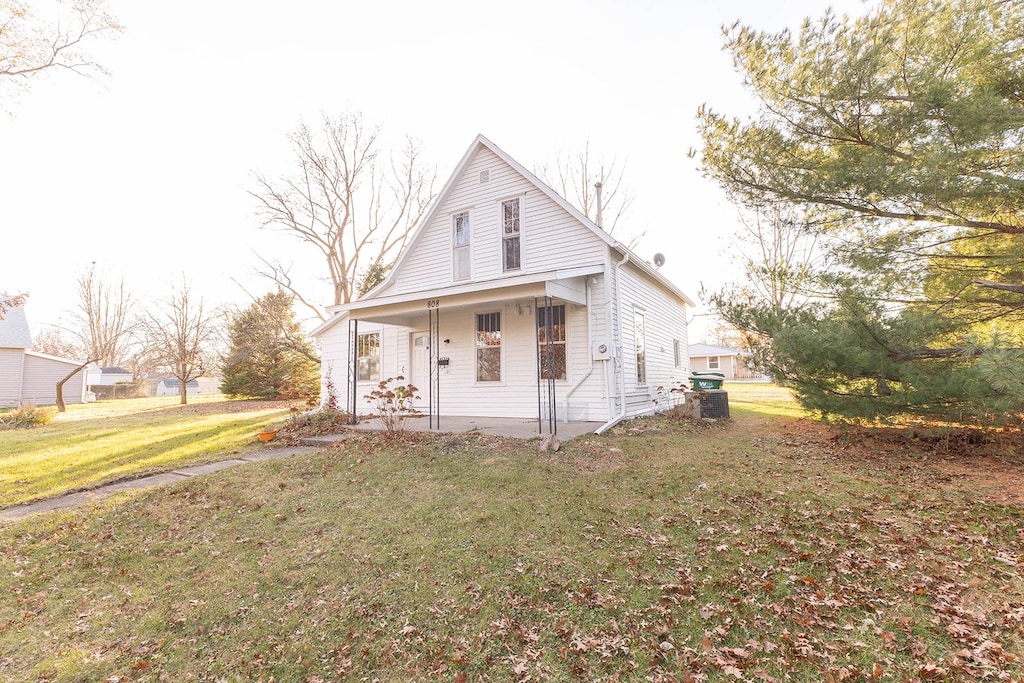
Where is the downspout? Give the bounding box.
[595,250,630,435]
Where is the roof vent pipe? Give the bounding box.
[595,181,603,229]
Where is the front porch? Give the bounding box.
[329,414,604,440]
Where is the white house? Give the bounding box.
[313,135,694,435]
[688,343,764,380]
[0,303,89,407]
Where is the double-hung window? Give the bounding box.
[634,310,646,385]
[453,211,470,280]
[475,312,501,382]
[502,198,521,271]
[357,332,380,382]
[537,304,567,380]
[708,356,720,370]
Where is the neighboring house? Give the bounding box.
[86,366,133,386]
[688,343,765,380]
[313,134,695,434]
[0,303,89,407]
[154,378,200,396]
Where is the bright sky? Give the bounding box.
[2,0,867,343]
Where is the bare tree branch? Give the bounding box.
[250,112,436,315]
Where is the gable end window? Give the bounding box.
[357,332,380,382]
[502,198,521,271]
[453,211,470,280]
[476,312,501,382]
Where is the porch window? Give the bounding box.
[537,304,566,380]
[476,312,501,382]
[634,309,646,385]
[708,356,720,370]
[502,198,521,271]
[453,211,470,280]
[357,332,380,382]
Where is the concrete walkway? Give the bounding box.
[0,417,602,523]
[0,446,315,523]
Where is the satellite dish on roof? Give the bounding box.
[653,253,666,268]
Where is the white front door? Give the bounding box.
[410,332,430,400]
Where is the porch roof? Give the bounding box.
[312,265,602,333]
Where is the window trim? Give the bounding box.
[634,308,647,386]
[356,332,381,382]
[500,196,522,272]
[453,210,471,281]
[537,303,568,382]
[474,310,503,383]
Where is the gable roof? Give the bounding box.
[0,302,32,348]
[360,134,693,307]
[689,343,749,357]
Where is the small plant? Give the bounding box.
[0,405,54,429]
[364,376,420,435]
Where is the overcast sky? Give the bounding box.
[2,0,868,343]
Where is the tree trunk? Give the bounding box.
[56,359,96,413]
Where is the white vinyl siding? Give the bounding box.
[619,264,689,414]
[392,147,606,293]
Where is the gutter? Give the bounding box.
[595,251,631,435]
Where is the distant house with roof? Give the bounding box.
[0,302,90,407]
[688,343,765,380]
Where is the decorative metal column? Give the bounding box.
[535,296,557,435]
[428,304,441,430]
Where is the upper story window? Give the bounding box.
[357,332,380,382]
[453,211,470,280]
[502,198,521,271]
[537,304,567,380]
[476,312,502,382]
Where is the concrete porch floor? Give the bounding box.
[332,414,604,440]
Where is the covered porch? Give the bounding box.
[333,267,608,435]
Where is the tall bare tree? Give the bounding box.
[144,279,219,405]
[250,112,436,321]
[1,0,123,105]
[733,205,819,312]
[69,262,138,368]
[535,142,641,249]
[32,327,81,358]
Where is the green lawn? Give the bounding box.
[0,389,1021,681]
[0,395,292,507]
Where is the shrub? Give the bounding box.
[0,405,54,429]
[365,376,420,435]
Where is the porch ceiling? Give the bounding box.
[347,271,595,327]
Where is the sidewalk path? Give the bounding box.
[0,446,316,523]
